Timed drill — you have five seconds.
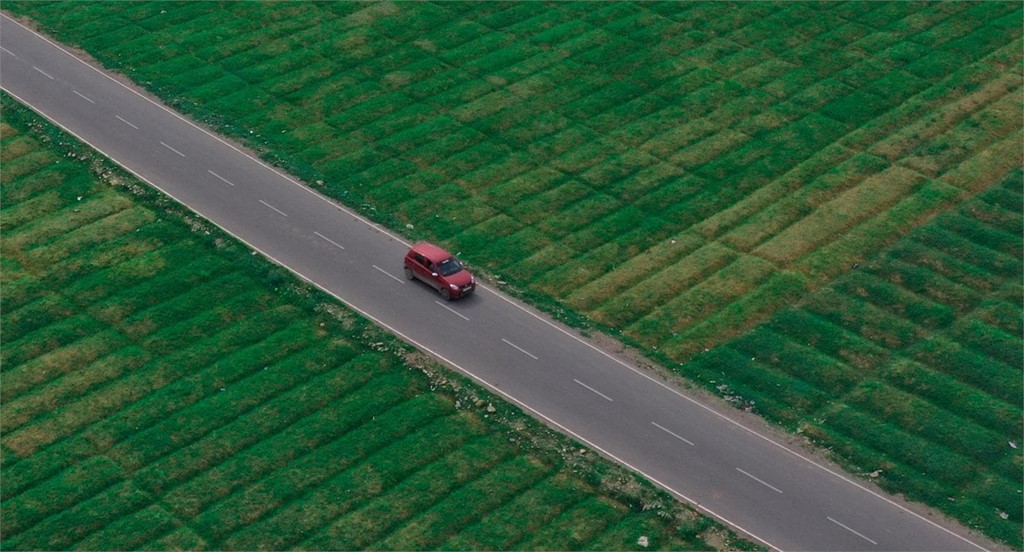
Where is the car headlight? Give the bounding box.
[449,284,459,290]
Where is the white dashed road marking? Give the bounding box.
[502,338,538,360]
[115,115,138,129]
[0,46,16,57]
[574,379,613,402]
[160,141,186,158]
[258,199,287,217]
[828,517,877,545]
[373,265,405,284]
[208,169,235,187]
[737,468,783,494]
[314,231,345,250]
[435,300,469,321]
[72,90,95,103]
[651,421,695,446]
[32,66,53,79]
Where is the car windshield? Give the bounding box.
[437,257,463,276]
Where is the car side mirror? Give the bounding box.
[431,272,438,277]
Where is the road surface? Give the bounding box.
[0,14,993,551]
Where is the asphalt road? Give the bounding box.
[0,14,993,551]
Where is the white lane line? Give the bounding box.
[207,169,235,187]
[0,37,933,552]
[435,300,469,321]
[0,24,978,551]
[651,421,694,446]
[11,19,977,552]
[0,29,786,552]
[502,338,538,360]
[0,38,963,552]
[372,265,405,284]
[33,66,54,80]
[736,468,783,494]
[0,46,16,57]
[828,517,877,546]
[114,115,138,129]
[8,80,785,550]
[72,90,95,104]
[160,141,186,158]
[574,379,613,402]
[314,231,345,250]
[258,199,287,217]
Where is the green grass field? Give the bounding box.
[0,99,749,551]
[3,0,1022,546]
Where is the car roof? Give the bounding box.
[410,242,453,262]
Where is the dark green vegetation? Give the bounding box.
[3,0,1022,546]
[0,100,749,550]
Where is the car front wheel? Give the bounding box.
[439,287,451,301]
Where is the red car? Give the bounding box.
[403,242,475,300]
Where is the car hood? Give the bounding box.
[446,270,474,287]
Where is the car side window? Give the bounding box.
[413,253,426,266]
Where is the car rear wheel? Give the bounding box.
[404,267,414,280]
[439,288,451,301]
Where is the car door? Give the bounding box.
[411,253,438,289]
[422,258,442,290]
